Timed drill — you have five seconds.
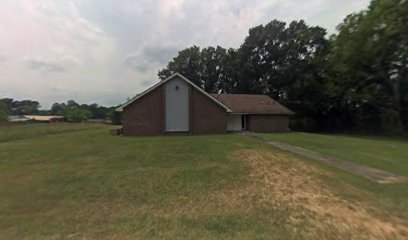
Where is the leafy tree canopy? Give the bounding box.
[158,1,407,133]
[159,20,330,130]
[328,0,408,132]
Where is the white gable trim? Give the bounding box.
[116,73,232,112]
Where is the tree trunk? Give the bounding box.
[391,77,404,131]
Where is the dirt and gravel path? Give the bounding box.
[244,132,406,184]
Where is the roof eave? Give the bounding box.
[116,73,233,112]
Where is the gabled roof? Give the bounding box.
[210,94,294,115]
[116,73,232,112]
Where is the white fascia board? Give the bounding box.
[116,73,232,112]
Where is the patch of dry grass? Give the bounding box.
[150,149,408,239]
[1,126,407,239]
[231,150,408,239]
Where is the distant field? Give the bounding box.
[0,123,102,142]
[0,124,407,239]
[260,132,408,176]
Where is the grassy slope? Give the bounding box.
[0,125,407,239]
[0,124,283,239]
[260,132,408,176]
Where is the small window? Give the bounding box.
[175,85,179,91]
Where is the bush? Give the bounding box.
[64,107,92,122]
[0,103,9,123]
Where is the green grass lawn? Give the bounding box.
[0,123,102,142]
[260,132,408,176]
[0,124,407,239]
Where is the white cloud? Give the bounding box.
[0,0,128,108]
[0,0,371,108]
[25,57,66,73]
[0,55,7,62]
[125,45,178,72]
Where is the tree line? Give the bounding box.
[0,98,117,123]
[1,0,406,133]
[159,0,407,134]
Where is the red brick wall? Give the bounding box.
[122,80,228,136]
[122,87,164,136]
[190,88,227,134]
[247,115,290,132]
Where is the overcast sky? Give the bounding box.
[0,0,370,109]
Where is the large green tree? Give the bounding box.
[237,20,330,129]
[0,98,40,116]
[158,46,202,86]
[64,107,92,122]
[51,100,115,121]
[157,3,407,133]
[328,0,408,132]
[158,46,233,93]
[159,20,330,130]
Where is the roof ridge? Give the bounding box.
[116,73,232,112]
